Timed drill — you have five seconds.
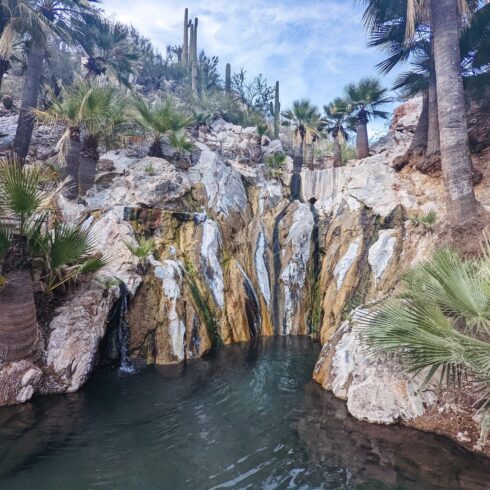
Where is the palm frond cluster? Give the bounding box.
[281,77,391,168]
[0,161,105,293]
[359,245,490,442]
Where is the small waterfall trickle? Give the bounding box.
[308,198,322,338]
[116,286,135,374]
[237,263,261,338]
[99,283,135,374]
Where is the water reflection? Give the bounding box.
[0,338,488,489]
[298,383,490,490]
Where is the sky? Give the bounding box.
[101,0,402,136]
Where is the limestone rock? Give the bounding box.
[127,260,212,365]
[278,202,314,335]
[189,147,248,218]
[44,283,117,394]
[314,311,437,425]
[0,360,43,406]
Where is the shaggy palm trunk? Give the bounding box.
[64,126,82,200]
[13,42,46,162]
[431,0,477,226]
[0,236,38,362]
[333,137,342,167]
[426,55,440,156]
[290,137,304,200]
[305,143,314,170]
[148,138,163,158]
[410,92,429,153]
[0,58,10,94]
[79,134,99,196]
[356,109,369,159]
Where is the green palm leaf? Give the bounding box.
[49,224,95,270]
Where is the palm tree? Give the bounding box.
[0,160,106,360]
[344,78,392,159]
[35,84,84,199]
[282,100,321,198]
[0,162,53,361]
[363,1,490,160]
[77,83,126,195]
[322,98,355,167]
[431,0,478,225]
[0,0,98,162]
[36,81,126,198]
[75,17,140,88]
[360,0,479,226]
[130,96,193,158]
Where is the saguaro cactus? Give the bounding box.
[270,81,281,139]
[193,18,199,63]
[225,63,231,93]
[201,63,208,97]
[183,8,189,65]
[188,18,199,97]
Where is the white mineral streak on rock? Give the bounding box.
[255,229,271,308]
[200,220,225,309]
[189,147,248,216]
[257,180,283,216]
[334,238,361,290]
[328,312,436,424]
[368,230,397,284]
[153,260,186,362]
[280,204,313,334]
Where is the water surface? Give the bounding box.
[0,337,489,489]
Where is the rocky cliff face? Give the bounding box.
[1,96,488,454]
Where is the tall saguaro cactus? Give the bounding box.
[270,81,281,139]
[191,17,199,97]
[225,63,231,93]
[183,8,189,65]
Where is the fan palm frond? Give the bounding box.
[0,224,11,258]
[124,236,155,260]
[48,223,95,270]
[130,96,193,140]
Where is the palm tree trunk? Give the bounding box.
[410,92,429,153]
[64,126,81,200]
[356,109,369,159]
[0,59,10,94]
[12,42,46,163]
[333,137,342,167]
[431,0,477,226]
[148,138,163,158]
[290,138,304,200]
[426,50,440,156]
[305,143,314,170]
[0,235,39,362]
[79,134,99,196]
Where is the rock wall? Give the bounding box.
[2,95,490,458]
